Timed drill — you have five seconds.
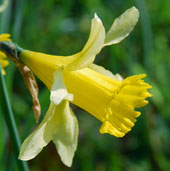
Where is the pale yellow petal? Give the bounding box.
[53,101,79,167]
[104,7,139,46]
[67,14,105,70]
[19,101,79,167]
[88,63,123,80]
[50,70,73,105]
[19,103,58,160]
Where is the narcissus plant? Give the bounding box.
[0,7,152,167]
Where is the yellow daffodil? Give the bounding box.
[0,34,11,75]
[0,7,152,167]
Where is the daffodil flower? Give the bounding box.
[0,34,11,75]
[0,7,152,167]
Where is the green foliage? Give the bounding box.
[1,0,170,170]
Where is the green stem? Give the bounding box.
[0,64,29,171]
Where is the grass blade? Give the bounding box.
[0,64,29,171]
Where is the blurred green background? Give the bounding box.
[0,0,170,170]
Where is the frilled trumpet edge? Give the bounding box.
[100,74,152,137]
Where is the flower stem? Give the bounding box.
[0,64,29,171]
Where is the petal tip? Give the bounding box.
[99,121,125,137]
[94,13,101,23]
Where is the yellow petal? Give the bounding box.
[66,14,105,70]
[0,33,11,41]
[104,7,139,46]
[0,58,9,67]
[0,33,11,75]
[1,68,6,75]
[0,51,6,58]
[0,50,9,75]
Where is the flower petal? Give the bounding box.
[1,68,5,75]
[53,101,79,167]
[50,69,73,105]
[0,33,11,41]
[67,14,105,70]
[0,51,7,58]
[104,7,139,46]
[0,51,9,75]
[88,63,123,80]
[19,101,78,167]
[19,103,59,160]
